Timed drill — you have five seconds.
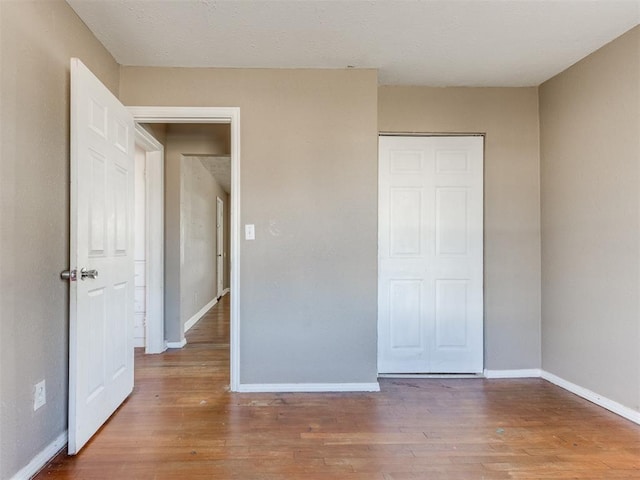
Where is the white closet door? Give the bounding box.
[378,135,484,374]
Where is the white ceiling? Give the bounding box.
[67,0,640,87]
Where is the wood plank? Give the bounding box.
[35,294,640,479]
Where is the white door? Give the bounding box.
[68,58,135,453]
[216,197,224,297]
[378,135,483,374]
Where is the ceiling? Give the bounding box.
[194,155,231,193]
[66,0,640,87]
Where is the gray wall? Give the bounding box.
[0,1,120,478]
[120,68,380,384]
[378,87,542,371]
[180,156,228,328]
[540,27,640,412]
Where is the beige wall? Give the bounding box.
[540,27,640,411]
[379,87,542,371]
[0,1,120,478]
[120,68,379,384]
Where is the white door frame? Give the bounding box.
[134,125,165,354]
[128,107,241,392]
[377,133,484,375]
[216,196,224,298]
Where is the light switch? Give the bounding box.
[245,224,255,240]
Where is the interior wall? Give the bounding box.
[539,26,640,412]
[378,87,541,371]
[163,125,229,342]
[0,1,120,478]
[120,68,379,384]
[181,156,227,326]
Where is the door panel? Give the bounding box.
[69,58,135,453]
[378,135,483,374]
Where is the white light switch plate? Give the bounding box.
[245,224,255,240]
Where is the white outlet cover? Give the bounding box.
[245,224,255,240]
[34,379,46,411]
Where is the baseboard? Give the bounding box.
[133,337,145,348]
[483,369,542,379]
[165,338,187,349]
[184,297,217,333]
[379,373,482,379]
[541,370,640,425]
[237,382,381,393]
[11,430,67,480]
[221,288,230,296]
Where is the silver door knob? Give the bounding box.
[60,269,77,281]
[80,268,98,280]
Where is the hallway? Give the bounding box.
[37,294,640,479]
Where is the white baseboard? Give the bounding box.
[11,430,67,480]
[379,373,482,379]
[484,368,542,379]
[133,337,145,348]
[237,382,381,393]
[541,370,640,425]
[184,297,217,333]
[165,338,187,349]
[222,287,230,296]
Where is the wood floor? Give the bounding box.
[37,295,640,479]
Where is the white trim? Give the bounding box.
[134,124,166,355]
[483,369,542,379]
[129,107,241,391]
[133,338,145,348]
[10,430,67,480]
[238,383,381,393]
[184,297,217,333]
[222,287,230,296]
[166,338,187,349]
[379,373,482,379]
[541,370,640,425]
[216,196,224,299]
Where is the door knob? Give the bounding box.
[60,269,77,281]
[80,268,98,280]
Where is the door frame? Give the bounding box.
[134,125,165,354]
[377,132,485,375]
[216,196,224,298]
[128,106,241,392]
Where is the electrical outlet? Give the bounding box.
[34,380,46,411]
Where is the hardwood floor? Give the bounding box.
[37,295,640,479]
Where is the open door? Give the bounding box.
[66,58,135,453]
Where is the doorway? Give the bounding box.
[134,126,165,354]
[130,107,241,391]
[377,134,484,375]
